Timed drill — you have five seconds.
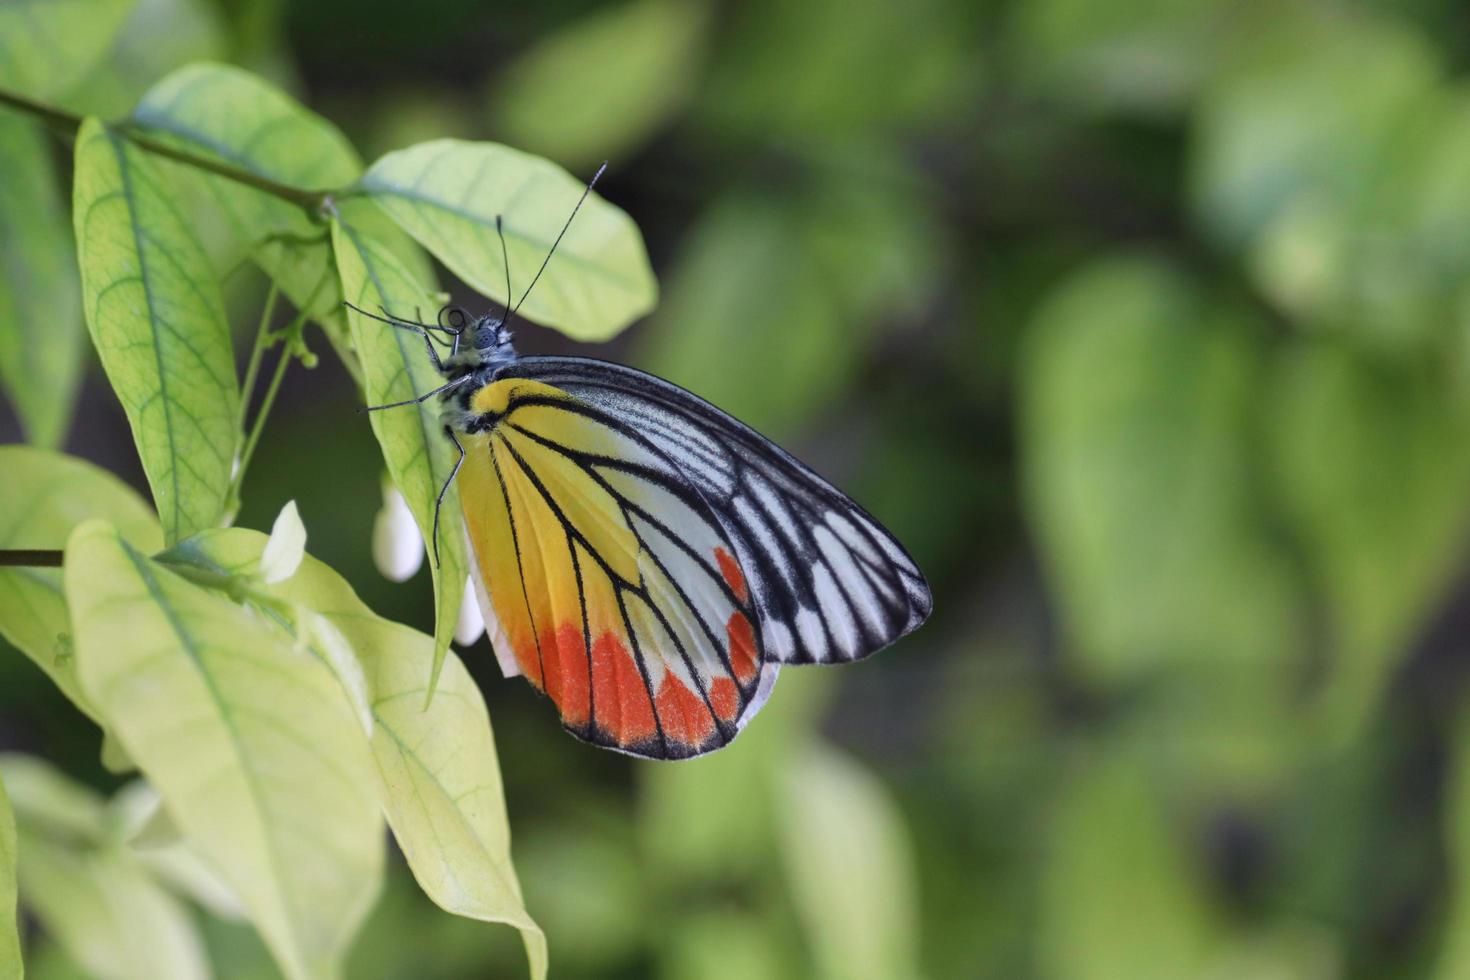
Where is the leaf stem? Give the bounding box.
[0,550,64,567]
[237,283,281,438]
[231,303,313,503]
[0,86,330,215]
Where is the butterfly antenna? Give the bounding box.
[496,215,513,325]
[507,161,607,326]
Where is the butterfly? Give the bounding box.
[350,166,931,759]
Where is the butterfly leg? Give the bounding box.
[343,301,451,370]
[432,425,466,568]
[362,375,470,412]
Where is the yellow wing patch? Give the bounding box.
[457,377,763,758]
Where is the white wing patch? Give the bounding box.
[507,357,933,668]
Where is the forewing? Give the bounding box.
[457,379,769,759]
[503,358,933,666]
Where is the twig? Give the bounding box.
[0,550,63,567]
[0,86,330,215]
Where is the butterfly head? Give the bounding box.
[469,312,513,354]
[439,307,517,373]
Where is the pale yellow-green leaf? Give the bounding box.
[775,741,922,980]
[0,755,104,847]
[0,772,17,980]
[0,113,84,448]
[359,139,657,339]
[73,117,239,545]
[0,0,133,98]
[331,212,468,694]
[65,521,383,980]
[169,527,546,980]
[106,781,243,922]
[1,755,208,980]
[305,614,373,739]
[490,0,711,168]
[0,446,161,725]
[16,829,209,980]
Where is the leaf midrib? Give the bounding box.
[101,129,183,540]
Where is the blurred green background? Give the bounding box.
[11,0,1470,976]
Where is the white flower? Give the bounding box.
[372,482,424,583]
[455,574,485,647]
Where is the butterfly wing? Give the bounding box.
[499,357,932,668]
[457,378,770,759]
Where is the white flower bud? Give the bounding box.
[455,574,485,647]
[372,483,424,583]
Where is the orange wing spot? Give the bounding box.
[591,631,656,744]
[709,678,740,722]
[540,624,590,728]
[727,612,758,684]
[715,547,748,604]
[655,674,716,747]
[513,636,544,689]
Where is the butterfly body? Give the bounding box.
[425,310,931,760]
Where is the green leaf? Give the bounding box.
[128,62,360,367]
[489,0,711,169]
[107,780,243,922]
[170,527,546,980]
[0,0,134,98]
[1269,343,1470,735]
[0,445,161,725]
[63,0,225,119]
[1191,8,1438,249]
[637,172,937,436]
[331,212,468,693]
[0,772,17,980]
[697,0,973,138]
[73,117,239,545]
[0,754,104,846]
[1020,257,1300,682]
[127,63,435,390]
[775,741,921,980]
[1,755,208,980]
[1011,0,1223,115]
[65,521,383,980]
[1434,711,1470,977]
[359,139,658,339]
[1038,746,1221,980]
[0,114,85,448]
[1019,258,1306,787]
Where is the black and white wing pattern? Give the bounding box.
[499,356,933,668]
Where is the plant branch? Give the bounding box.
[0,550,63,567]
[0,86,331,215]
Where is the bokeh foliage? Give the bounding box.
[5,0,1470,978]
